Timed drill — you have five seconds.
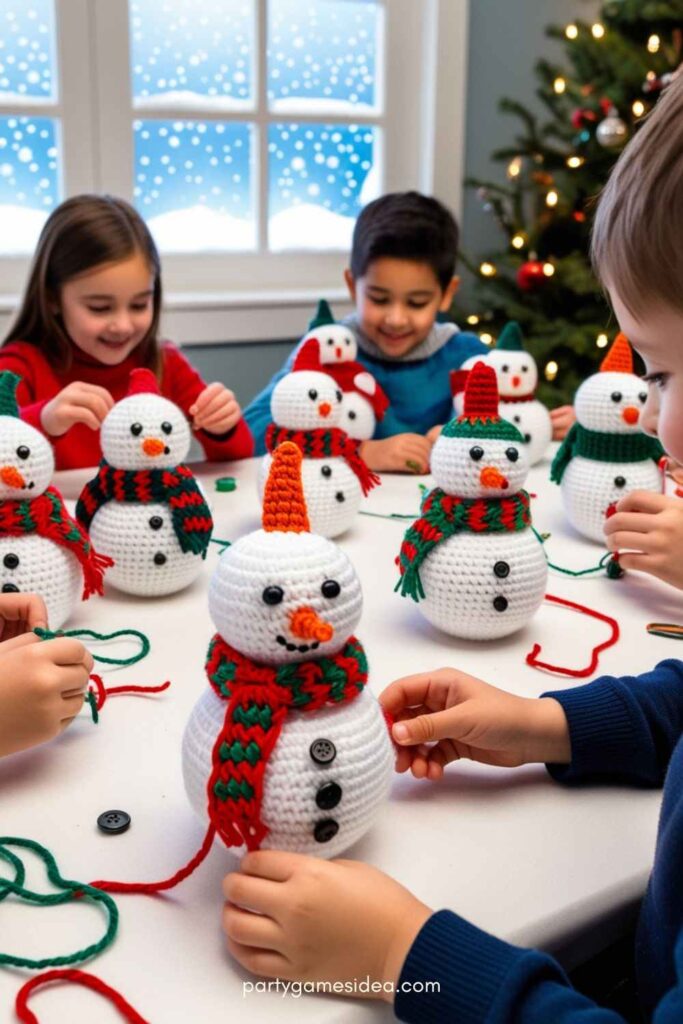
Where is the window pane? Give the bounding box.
[134,118,255,252]
[268,0,382,113]
[0,115,59,254]
[0,0,57,104]
[268,122,380,251]
[130,0,255,111]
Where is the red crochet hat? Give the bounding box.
[324,362,389,420]
[442,362,523,442]
[127,368,161,396]
[293,337,323,373]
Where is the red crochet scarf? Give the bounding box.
[0,487,113,598]
[205,633,368,851]
[500,392,537,403]
[265,424,380,496]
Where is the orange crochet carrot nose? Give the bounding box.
[480,465,508,489]
[142,437,165,457]
[318,402,332,418]
[512,375,521,388]
[289,606,334,642]
[622,406,639,425]
[0,465,25,488]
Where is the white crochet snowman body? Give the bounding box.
[87,390,203,596]
[486,349,552,466]
[0,417,80,627]
[182,493,394,858]
[559,371,659,542]
[259,368,362,537]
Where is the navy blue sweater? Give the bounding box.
[395,660,683,1023]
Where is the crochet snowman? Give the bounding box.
[0,371,112,627]
[183,441,394,859]
[76,369,213,596]
[551,334,663,543]
[451,323,551,465]
[397,361,547,640]
[303,300,389,440]
[259,337,380,537]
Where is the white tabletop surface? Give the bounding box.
[1,453,680,1023]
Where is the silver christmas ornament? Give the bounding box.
[596,108,628,148]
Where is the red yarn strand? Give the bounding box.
[526,593,620,678]
[16,970,149,1024]
[90,824,216,894]
[88,674,171,712]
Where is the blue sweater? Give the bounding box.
[395,660,683,1023]
[243,321,486,455]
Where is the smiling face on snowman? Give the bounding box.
[100,370,191,470]
[271,338,343,431]
[575,336,647,434]
[0,417,54,500]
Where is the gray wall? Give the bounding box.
[184,0,601,408]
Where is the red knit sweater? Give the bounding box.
[0,340,254,470]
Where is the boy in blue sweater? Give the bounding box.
[245,191,572,472]
[222,78,683,1021]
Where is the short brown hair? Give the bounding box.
[591,74,683,318]
[4,194,162,374]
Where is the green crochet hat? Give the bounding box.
[307,299,335,331]
[0,371,20,418]
[496,321,525,352]
[442,361,523,442]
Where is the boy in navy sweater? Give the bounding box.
[222,79,683,1024]
[244,190,574,471]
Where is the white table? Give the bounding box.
[0,454,679,1022]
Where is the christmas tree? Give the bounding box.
[457,1,683,405]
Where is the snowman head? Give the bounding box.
[339,370,387,440]
[210,442,362,664]
[575,334,648,434]
[100,368,191,469]
[432,361,529,498]
[304,298,358,365]
[271,338,343,430]
[0,372,54,499]
[487,323,538,397]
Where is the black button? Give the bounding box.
[263,585,284,605]
[153,552,167,566]
[130,423,143,436]
[316,782,342,810]
[469,445,484,461]
[97,809,131,835]
[524,433,531,443]
[314,818,339,843]
[16,445,30,460]
[149,515,163,530]
[321,465,332,478]
[513,415,521,424]
[614,476,626,488]
[493,561,510,579]
[310,738,336,765]
[3,553,19,570]
[2,583,19,593]
[335,491,345,503]
[321,579,340,598]
[493,595,508,612]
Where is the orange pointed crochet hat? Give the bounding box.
[600,333,633,374]
[262,441,311,533]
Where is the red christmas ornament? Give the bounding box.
[571,108,598,130]
[516,260,546,292]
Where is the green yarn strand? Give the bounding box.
[34,627,150,667]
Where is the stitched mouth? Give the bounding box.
[276,634,320,653]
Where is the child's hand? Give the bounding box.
[426,424,443,444]
[360,434,432,474]
[380,667,570,778]
[0,592,48,640]
[604,490,683,589]
[0,633,93,757]
[663,457,683,487]
[41,382,114,436]
[223,852,431,998]
[550,404,575,440]
[189,383,242,435]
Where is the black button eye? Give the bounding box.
[614,476,626,488]
[262,585,284,605]
[327,338,334,346]
[161,421,172,435]
[610,391,622,403]
[335,390,342,403]
[502,364,509,372]
[321,579,340,599]
[308,389,318,401]
[639,392,647,403]
[345,338,351,346]
[348,410,357,420]
[16,446,29,460]
[521,365,528,372]
[131,423,143,436]
[506,447,519,462]
[469,446,484,461]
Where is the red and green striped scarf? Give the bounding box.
[265,424,380,496]
[396,487,532,601]
[76,461,213,558]
[0,486,114,599]
[205,633,368,851]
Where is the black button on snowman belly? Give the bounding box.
[309,739,342,843]
[492,561,510,612]
[319,463,346,504]
[147,515,167,566]
[2,552,20,592]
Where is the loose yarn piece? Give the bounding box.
[525,593,620,678]
[76,462,213,558]
[86,674,171,724]
[90,823,216,894]
[0,837,118,969]
[16,970,149,1024]
[34,626,151,667]
[0,488,113,598]
[205,634,368,850]
[265,424,380,497]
